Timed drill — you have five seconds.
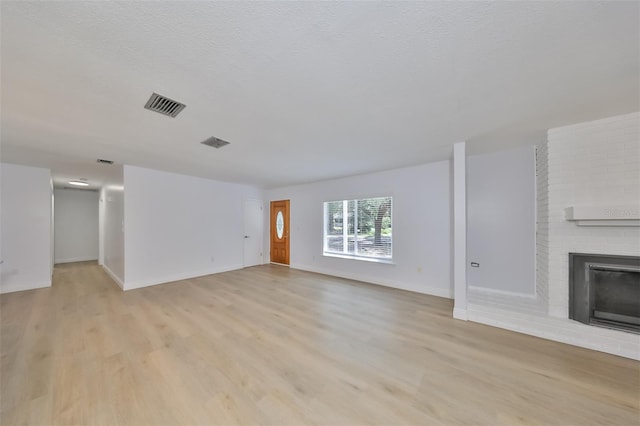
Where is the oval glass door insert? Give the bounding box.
[276,211,284,239]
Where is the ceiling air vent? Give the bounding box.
[144,92,186,118]
[201,136,230,149]
[97,158,114,164]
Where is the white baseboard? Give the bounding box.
[55,256,98,264]
[468,285,536,298]
[453,307,468,321]
[102,264,124,290]
[124,264,244,291]
[0,280,51,294]
[467,303,640,360]
[291,263,453,299]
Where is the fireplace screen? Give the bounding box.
[569,253,640,334]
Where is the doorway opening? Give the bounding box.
[54,188,99,265]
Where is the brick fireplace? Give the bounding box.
[542,113,640,320]
[537,112,640,356]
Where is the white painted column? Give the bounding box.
[453,142,468,320]
[98,188,105,266]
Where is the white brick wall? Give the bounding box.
[546,112,640,318]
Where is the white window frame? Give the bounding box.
[323,196,393,263]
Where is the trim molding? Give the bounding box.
[291,263,453,299]
[0,280,51,294]
[453,307,468,321]
[124,264,244,291]
[102,264,124,289]
[468,285,537,298]
[55,256,98,264]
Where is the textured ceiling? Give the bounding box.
[1,1,638,188]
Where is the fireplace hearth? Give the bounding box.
[569,253,640,334]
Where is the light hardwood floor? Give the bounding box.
[1,262,639,425]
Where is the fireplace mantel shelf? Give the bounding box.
[565,206,640,227]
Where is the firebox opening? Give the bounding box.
[569,253,640,334]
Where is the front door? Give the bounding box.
[270,200,290,265]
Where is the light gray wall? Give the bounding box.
[467,145,536,295]
[54,189,99,263]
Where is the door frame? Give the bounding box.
[243,198,264,268]
[270,200,290,265]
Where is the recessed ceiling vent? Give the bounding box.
[144,92,186,118]
[97,158,114,164]
[201,136,230,149]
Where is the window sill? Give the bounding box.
[323,252,395,265]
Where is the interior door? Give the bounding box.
[270,200,290,265]
[243,199,263,267]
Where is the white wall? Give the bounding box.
[0,163,52,293]
[453,142,468,319]
[54,189,99,263]
[535,141,549,310]
[265,161,452,298]
[123,165,262,290]
[100,166,125,287]
[545,111,640,318]
[50,178,54,276]
[98,185,104,266]
[467,145,536,295]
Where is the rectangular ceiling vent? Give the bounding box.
[144,92,186,118]
[96,158,114,164]
[201,136,230,149]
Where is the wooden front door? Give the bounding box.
[270,200,290,265]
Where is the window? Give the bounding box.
[323,196,392,261]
